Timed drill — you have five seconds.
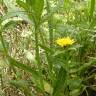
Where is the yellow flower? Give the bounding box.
[56,37,75,47]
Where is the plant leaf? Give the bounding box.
[8,56,39,78]
[89,0,95,21]
[26,0,44,25]
[10,80,33,96]
[16,0,28,11]
[53,67,67,96]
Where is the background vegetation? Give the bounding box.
[0,0,96,96]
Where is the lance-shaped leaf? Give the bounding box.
[89,0,95,22]
[26,0,44,25]
[8,56,39,78]
[53,67,67,96]
[16,0,44,26]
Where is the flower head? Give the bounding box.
[56,37,75,47]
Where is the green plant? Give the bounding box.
[0,0,96,96]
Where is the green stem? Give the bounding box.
[39,30,55,84]
[0,26,16,74]
[46,0,54,74]
[45,0,55,86]
[0,73,4,90]
[35,26,44,91]
[46,0,54,49]
[0,27,8,56]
